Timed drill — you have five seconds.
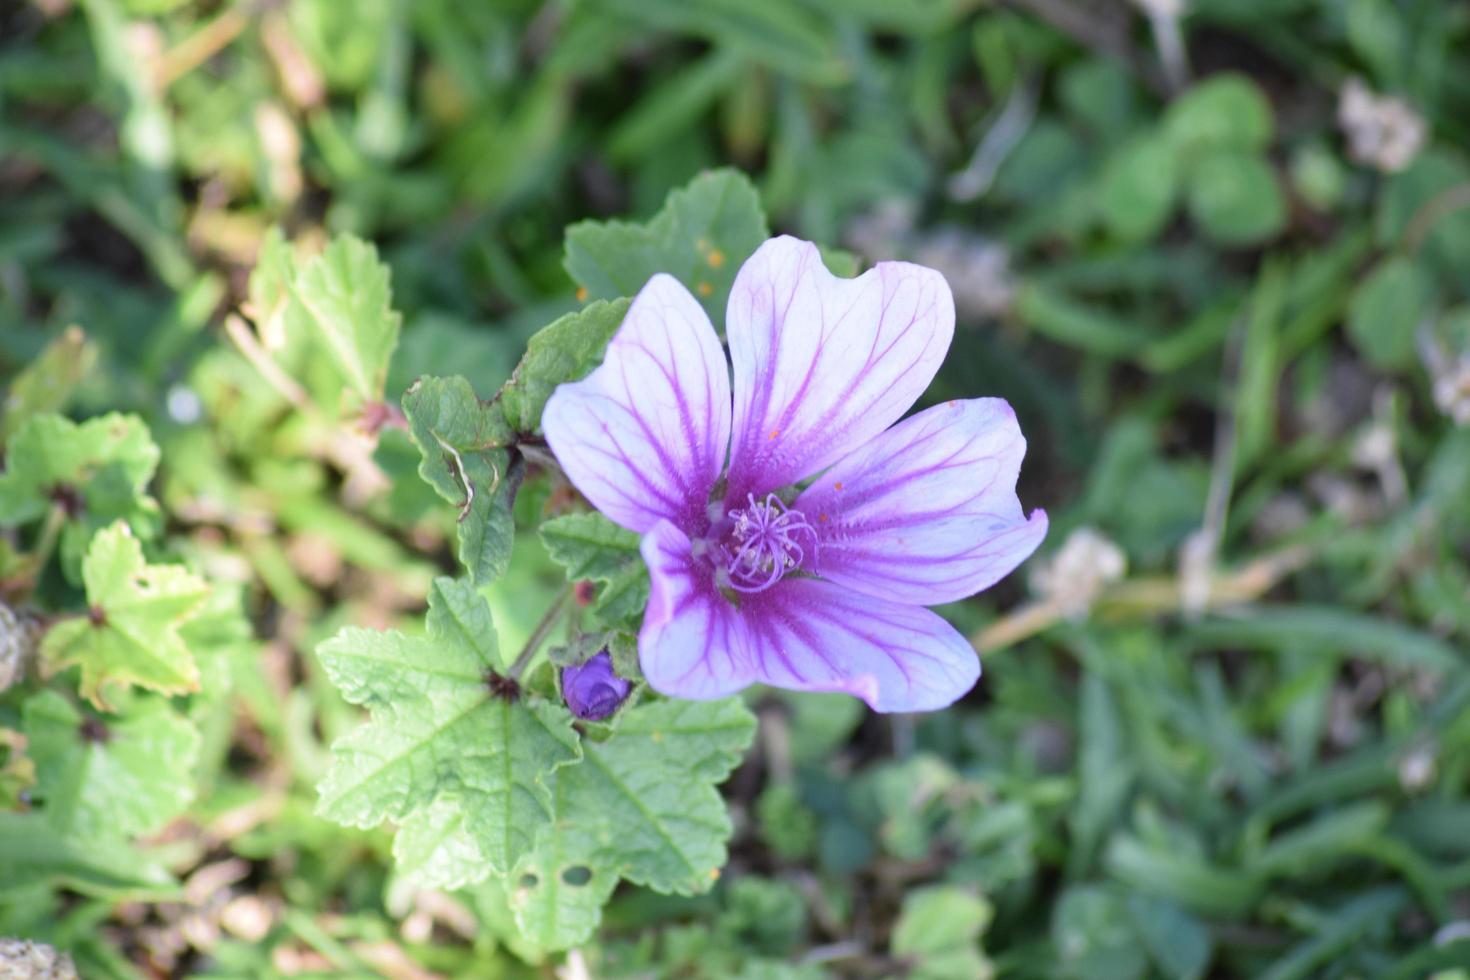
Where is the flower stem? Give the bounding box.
[507,587,571,681]
[14,505,66,598]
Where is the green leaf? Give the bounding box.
[539,512,649,625]
[0,812,175,899]
[1013,281,1155,358]
[1346,255,1433,370]
[497,299,632,434]
[598,0,845,84]
[41,523,209,710]
[0,327,98,443]
[23,689,199,839]
[0,413,161,574]
[891,885,995,980]
[1186,150,1286,246]
[509,698,756,950]
[392,800,494,893]
[1052,886,1149,980]
[1126,895,1212,980]
[287,234,402,406]
[1165,74,1273,155]
[401,376,517,584]
[1188,606,1460,671]
[1098,132,1179,243]
[564,169,768,322]
[316,578,581,874]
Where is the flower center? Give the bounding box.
[713,493,817,594]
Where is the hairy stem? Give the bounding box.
[507,587,571,680]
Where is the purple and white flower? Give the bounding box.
[544,237,1047,712]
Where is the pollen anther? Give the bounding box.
[716,493,818,593]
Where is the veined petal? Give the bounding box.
[724,236,954,501]
[543,275,731,535]
[640,520,979,712]
[739,580,980,712]
[639,520,753,700]
[796,398,1048,605]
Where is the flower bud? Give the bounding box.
[560,652,630,721]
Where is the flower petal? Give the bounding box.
[724,236,955,500]
[796,398,1048,605]
[639,519,979,712]
[739,580,980,712]
[543,275,731,535]
[638,519,754,700]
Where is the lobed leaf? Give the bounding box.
[564,169,768,322]
[401,376,517,584]
[509,698,756,949]
[316,577,581,874]
[41,523,209,709]
[539,512,650,625]
[497,298,631,435]
[23,689,199,840]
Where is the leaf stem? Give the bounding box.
[507,587,571,680]
[11,505,66,599]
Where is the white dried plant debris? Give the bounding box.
[1338,77,1427,174]
[1350,388,1409,507]
[1420,328,1470,426]
[1397,743,1437,792]
[1030,527,1127,620]
[847,203,1016,321]
[0,939,79,980]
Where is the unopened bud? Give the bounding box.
[560,652,630,721]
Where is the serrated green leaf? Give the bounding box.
[539,513,641,581]
[892,885,995,980]
[41,523,208,710]
[23,689,199,839]
[0,327,98,443]
[0,413,161,567]
[497,298,631,434]
[539,512,650,624]
[288,235,401,405]
[402,376,517,583]
[564,169,768,321]
[510,698,756,949]
[316,578,581,873]
[392,799,494,893]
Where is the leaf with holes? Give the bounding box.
[539,512,650,625]
[316,577,581,874]
[40,523,209,710]
[497,299,632,434]
[0,413,162,578]
[402,376,517,583]
[564,169,768,321]
[509,698,756,950]
[23,689,199,840]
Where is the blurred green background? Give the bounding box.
[3,0,1470,976]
